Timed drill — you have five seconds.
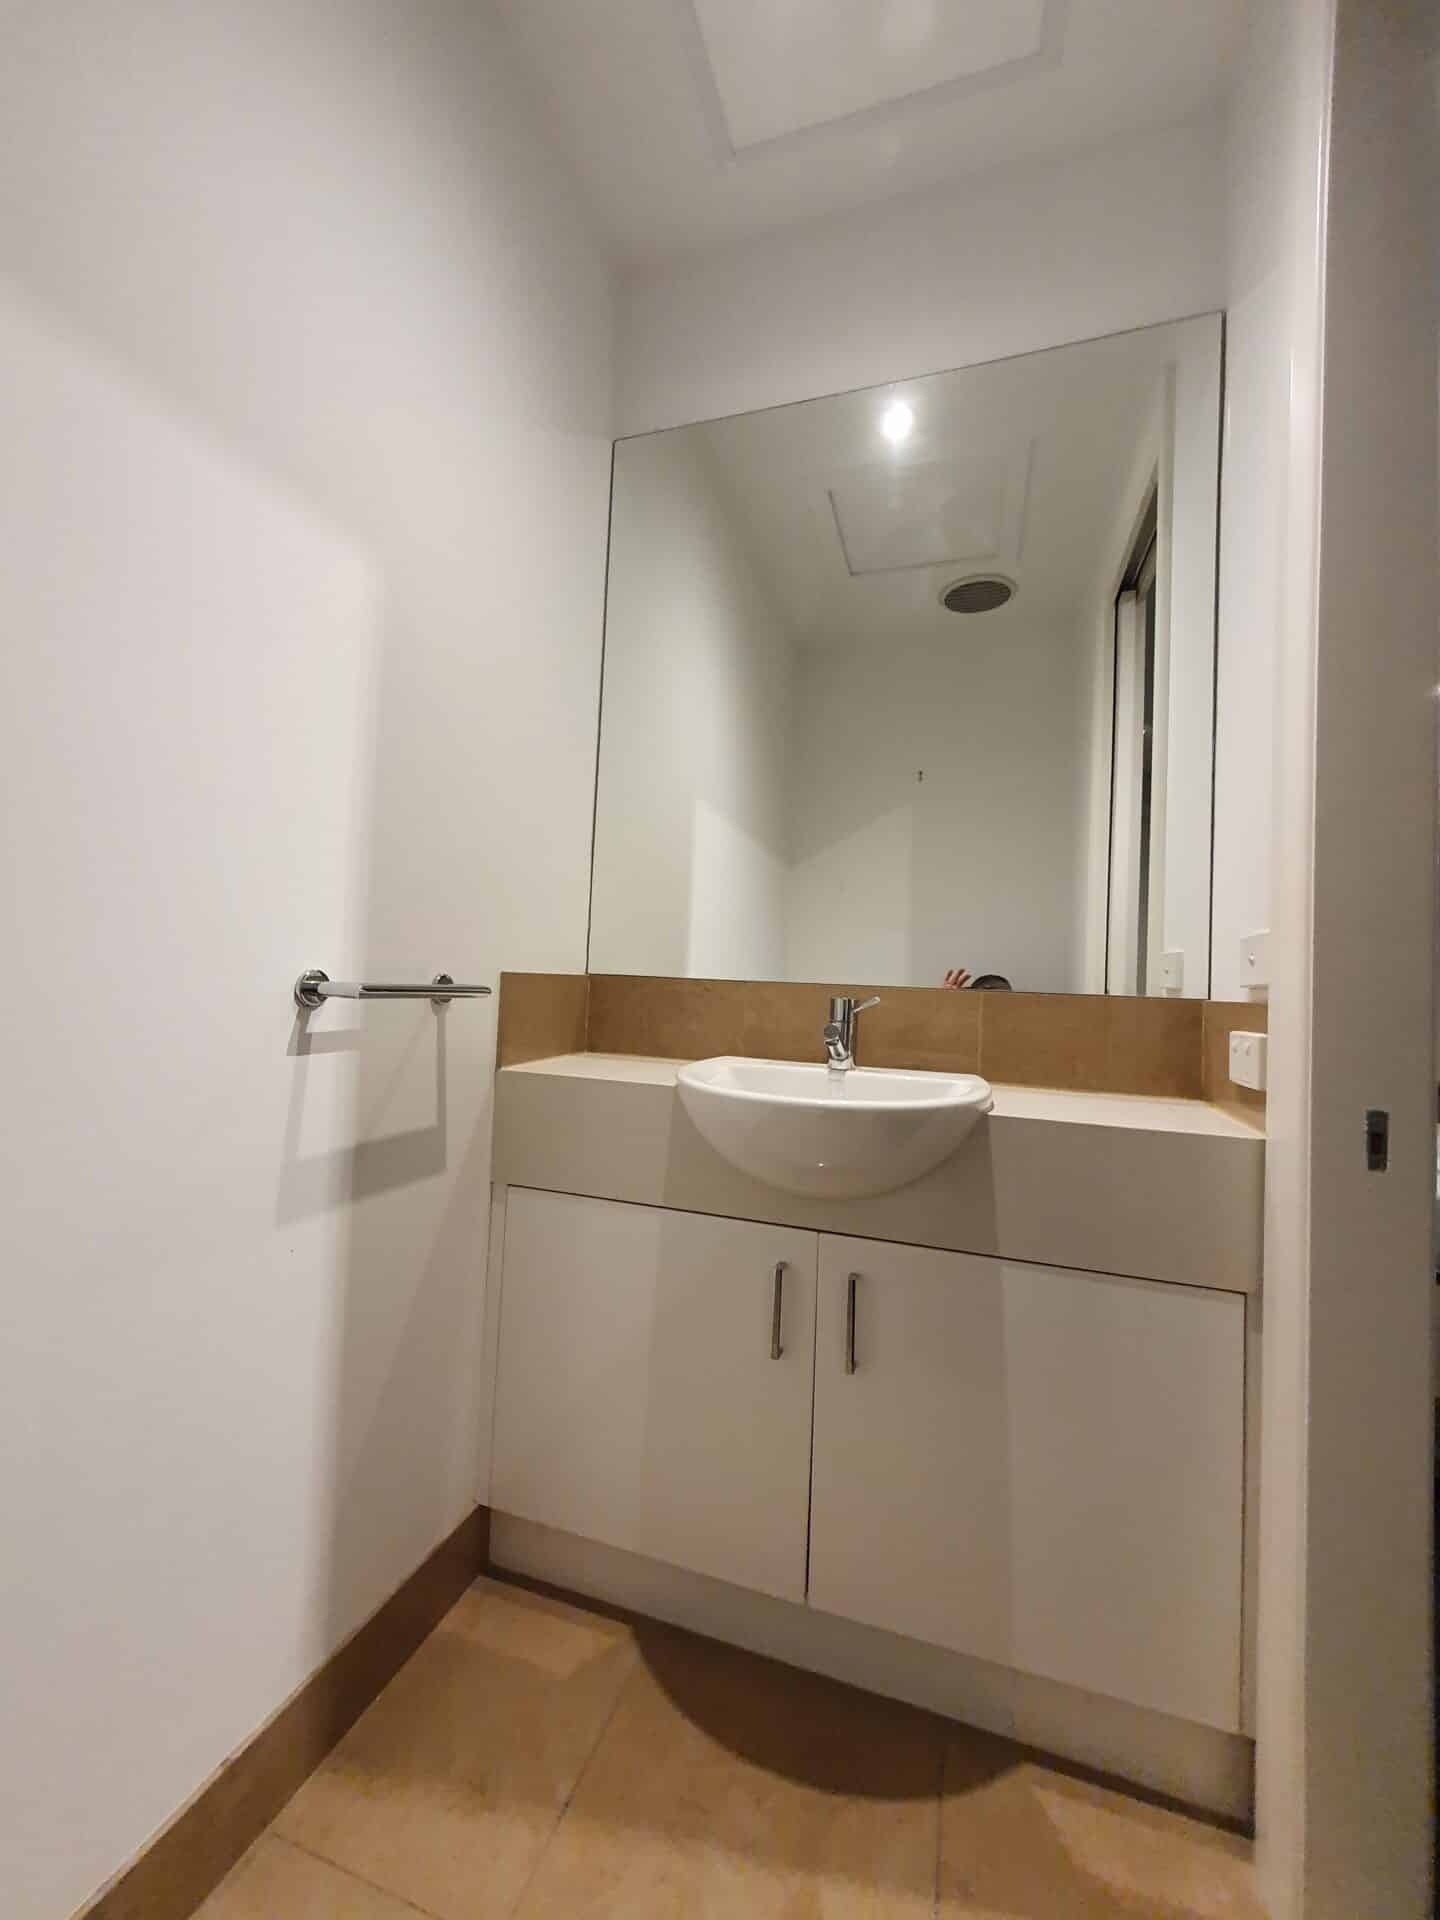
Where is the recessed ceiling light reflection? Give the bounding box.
[880,398,914,446]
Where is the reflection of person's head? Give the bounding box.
[970,974,1012,991]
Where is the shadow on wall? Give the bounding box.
[279,1012,448,1223]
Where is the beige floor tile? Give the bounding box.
[195,1835,427,1918]
[939,1729,1266,1918]
[513,1625,944,1919]
[275,1578,637,1920]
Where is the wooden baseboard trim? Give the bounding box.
[76,1506,490,1920]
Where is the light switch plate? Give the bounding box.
[1229,1031,1268,1092]
[1161,950,1184,993]
[1240,930,1270,990]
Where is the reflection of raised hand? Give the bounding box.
[943,967,973,990]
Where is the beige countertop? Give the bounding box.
[503,1052,1264,1141]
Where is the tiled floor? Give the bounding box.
[196,1578,1267,1919]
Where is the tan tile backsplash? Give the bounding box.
[587,973,747,1061]
[1102,996,1208,1099]
[497,972,590,1066]
[979,992,1112,1092]
[844,986,983,1075]
[502,972,1268,1112]
[584,975,986,1074]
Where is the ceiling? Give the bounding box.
[658,321,1196,653]
[496,0,1247,266]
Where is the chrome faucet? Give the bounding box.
[822,994,880,1071]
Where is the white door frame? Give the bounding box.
[1256,1,1438,1914]
[1107,587,1145,994]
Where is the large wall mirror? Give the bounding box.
[589,316,1222,997]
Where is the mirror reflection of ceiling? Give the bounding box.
[687,325,1178,653]
[495,0,1246,261]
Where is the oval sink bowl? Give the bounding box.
[676,1056,993,1199]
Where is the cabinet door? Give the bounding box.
[809,1239,1013,1665]
[492,1190,817,1602]
[809,1237,1244,1732]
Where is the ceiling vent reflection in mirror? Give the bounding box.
[940,574,1017,615]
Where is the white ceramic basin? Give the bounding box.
[676,1056,993,1199]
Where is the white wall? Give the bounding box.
[589,433,794,979]
[786,627,1082,991]
[616,117,1227,438]
[0,5,613,1917]
[1212,35,1295,999]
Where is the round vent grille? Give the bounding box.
[940,574,1016,615]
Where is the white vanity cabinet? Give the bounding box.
[491,1189,817,1602]
[808,1237,1245,1731]
[491,1188,1246,1735]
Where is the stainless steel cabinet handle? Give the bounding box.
[845,1271,859,1374]
[770,1262,786,1360]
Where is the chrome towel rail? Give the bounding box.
[294,970,492,1011]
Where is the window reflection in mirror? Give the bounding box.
[589,316,1222,997]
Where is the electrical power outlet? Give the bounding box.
[1240,930,1270,990]
[1229,1030,1268,1092]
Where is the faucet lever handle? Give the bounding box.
[829,993,881,1019]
